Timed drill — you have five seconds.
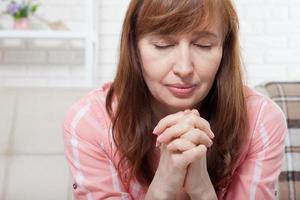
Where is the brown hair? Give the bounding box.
[106,0,248,192]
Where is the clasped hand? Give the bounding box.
[152,109,215,199]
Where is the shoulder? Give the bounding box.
[244,86,287,150]
[62,83,113,151]
[224,86,288,199]
[244,86,286,123]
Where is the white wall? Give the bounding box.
[0,0,299,87]
[236,0,300,86]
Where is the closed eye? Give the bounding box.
[194,44,212,49]
[154,44,175,50]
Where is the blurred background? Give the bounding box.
[0,0,299,200]
[0,0,299,88]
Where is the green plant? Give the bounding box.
[5,0,40,19]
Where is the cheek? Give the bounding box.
[197,49,223,78]
[140,52,171,82]
[142,64,169,93]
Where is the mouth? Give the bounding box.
[166,84,197,98]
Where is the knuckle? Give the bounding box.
[194,136,203,145]
[167,143,175,151]
[199,145,207,153]
[188,114,196,123]
[169,139,180,150]
[179,111,186,117]
[173,139,180,147]
[178,122,189,131]
[193,129,203,139]
[164,126,172,136]
[188,112,196,119]
[182,129,198,143]
[192,109,200,115]
[193,128,202,135]
[204,120,211,129]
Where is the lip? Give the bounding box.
[166,84,197,98]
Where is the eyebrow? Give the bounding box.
[148,31,220,42]
[148,35,174,42]
[192,31,219,40]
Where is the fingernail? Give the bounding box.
[192,109,198,114]
[157,135,163,142]
[184,109,190,114]
[210,130,215,138]
[153,126,158,134]
[156,141,161,147]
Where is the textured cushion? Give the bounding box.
[0,87,91,200]
[257,82,300,200]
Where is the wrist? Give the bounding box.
[189,191,217,200]
[187,173,217,200]
[145,171,177,200]
[145,183,176,200]
[188,184,217,200]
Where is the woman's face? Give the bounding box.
[138,20,223,117]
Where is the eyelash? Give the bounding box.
[154,44,212,50]
[194,44,212,49]
[154,44,175,49]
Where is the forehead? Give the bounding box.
[146,16,223,41]
[136,0,226,40]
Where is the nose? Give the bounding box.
[172,43,194,78]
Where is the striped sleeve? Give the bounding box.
[224,98,287,200]
[62,93,132,200]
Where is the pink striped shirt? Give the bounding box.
[62,83,287,200]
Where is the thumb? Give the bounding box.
[182,144,207,165]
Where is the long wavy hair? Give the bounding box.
[106,0,248,192]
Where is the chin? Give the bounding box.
[165,99,199,111]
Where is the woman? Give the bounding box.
[62,0,287,199]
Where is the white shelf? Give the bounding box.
[0,30,94,40]
[0,0,98,87]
